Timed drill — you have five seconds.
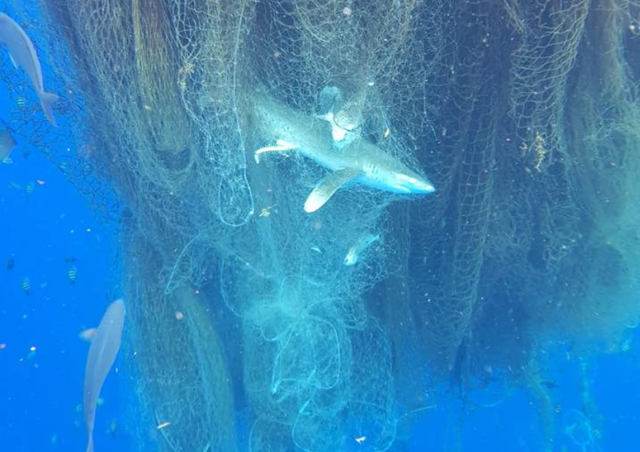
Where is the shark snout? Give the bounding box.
[394,173,436,194]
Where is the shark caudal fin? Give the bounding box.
[86,434,94,452]
[39,91,60,127]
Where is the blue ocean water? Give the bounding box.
[0,83,130,450]
[1,3,640,452]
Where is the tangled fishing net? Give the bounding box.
[2,0,640,450]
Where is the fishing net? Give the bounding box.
[3,0,640,450]
[3,0,429,450]
[123,225,237,452]
[407,0,640,380]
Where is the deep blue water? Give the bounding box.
[1,4,640,452]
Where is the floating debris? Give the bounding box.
[26,345,36,360]
[156,421,171,430]
[64,257,77,264]
[106,419,117,436]
[259,204,277,218]
[25,181,35,196]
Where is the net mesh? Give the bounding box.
[2,0,640,450]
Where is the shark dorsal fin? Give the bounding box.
[304,168,362,213]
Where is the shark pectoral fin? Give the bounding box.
[254,140,297,164]
[304,168,362,213]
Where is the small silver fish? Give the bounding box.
[344,234,381,266]
[84,300,125,452]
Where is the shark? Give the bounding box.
[251,92,435,212]
[83,299,125,452]
[0,13,59,126]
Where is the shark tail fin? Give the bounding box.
[39,91,60,127]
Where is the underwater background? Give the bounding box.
[1,0,640,451]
